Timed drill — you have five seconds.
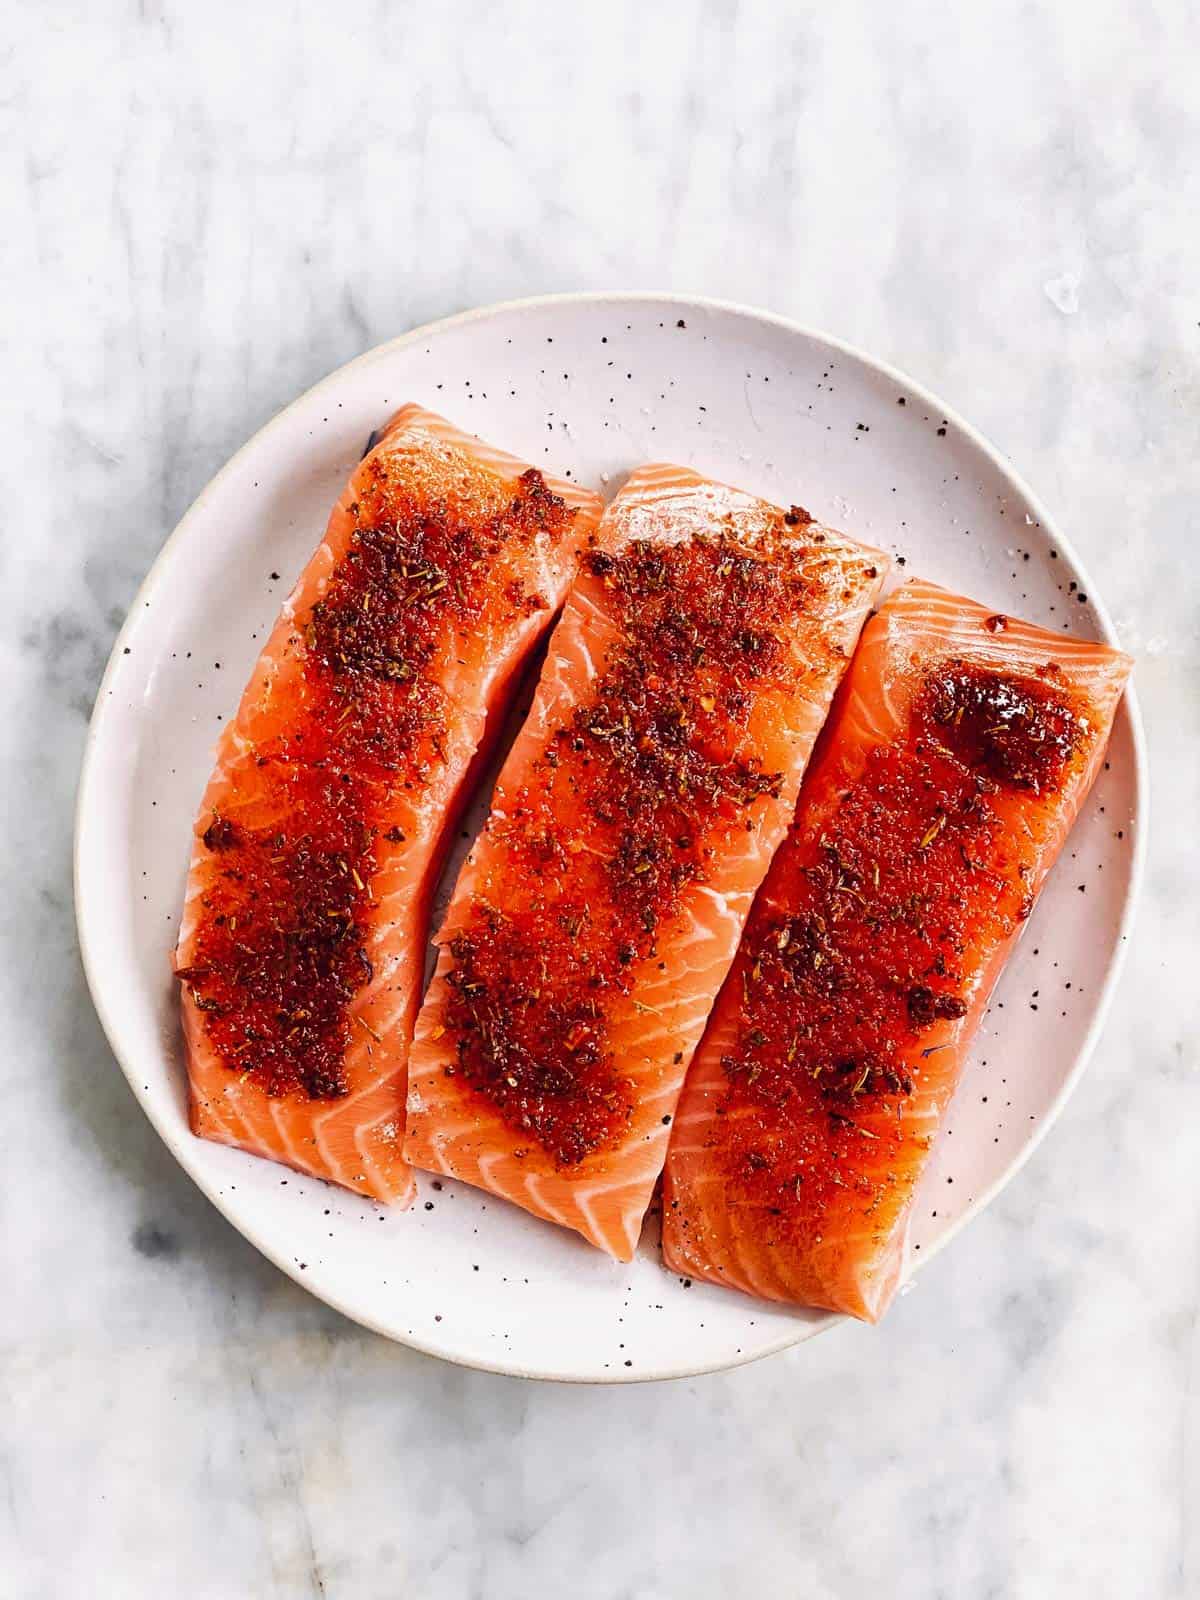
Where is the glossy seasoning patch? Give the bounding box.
[404,464,886,1257]
[662,578,1133,1319]
[174,406,603,1202]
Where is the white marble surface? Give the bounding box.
[5,1,1197,1594]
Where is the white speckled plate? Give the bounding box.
[75,294,1145,1381]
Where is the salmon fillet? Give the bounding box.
[174,406,602,1202]
[663,578,1133,1319]
[403,465,886,1257]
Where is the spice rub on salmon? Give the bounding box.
[663,579,1132,1318]
[174,407,602,1202]
[404,464,886,1258]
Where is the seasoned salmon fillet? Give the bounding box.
[663,578,1133,1318]
[404,464,886,1256]
[174,407,602,1201]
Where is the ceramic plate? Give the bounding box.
[75,294,1145,1381]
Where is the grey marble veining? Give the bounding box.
[4,1,1198,1595]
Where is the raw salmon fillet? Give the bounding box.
[174,406,602,1202]
[403,465,886,1257]
[663,578,1133,1319]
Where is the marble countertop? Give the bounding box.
[6,1,1197,1594]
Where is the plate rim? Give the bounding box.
[73,290,1149,1382]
